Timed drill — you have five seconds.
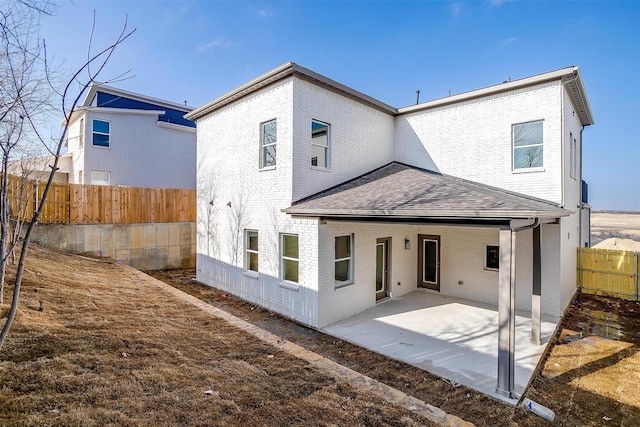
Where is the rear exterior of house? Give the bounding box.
[189,63,593,332]
[64,85,197,189]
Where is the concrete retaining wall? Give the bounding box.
[32,222,196,270]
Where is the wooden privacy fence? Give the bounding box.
[577,247,639,301]
[7,175,195,225]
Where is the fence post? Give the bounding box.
[579,248,583,292]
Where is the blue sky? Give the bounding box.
[40,0,640,211]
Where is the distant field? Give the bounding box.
[591,211,640,246]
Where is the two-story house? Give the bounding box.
[62,84,197,189]
[186,62,593,399]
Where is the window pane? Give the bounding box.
[514,146,543,168]
[263,145,276,167]
[423,240,437,283]
[513,122,542,147]
[486,246,499,270]
[93,133,110,147]
[248,252,258,272]
[263,121,276,145]
[335,236,350,259]
[335,260,350,282]
[247,231,258,251]
[312,121,328,146]
[376,244,384,292]
[284,259,299,282]
[93,119,110,134]
[283,235,298,259]
[311,145,327,168]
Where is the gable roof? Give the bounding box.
[284,162,571,221]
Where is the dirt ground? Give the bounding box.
[149,269,640,426]
[0,246,439,427]
[1,244,639,426]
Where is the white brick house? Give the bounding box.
[62,85,196,189]
[187,63,593,397]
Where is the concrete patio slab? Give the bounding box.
[322,290,558,403]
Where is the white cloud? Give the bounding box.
[197,37,234,53]
[449,1,465,19]
[500,36,519,45]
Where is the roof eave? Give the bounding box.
[186,62,397,121]
[282,208,572,220]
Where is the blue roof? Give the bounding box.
[92,91,195,128]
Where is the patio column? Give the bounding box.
[496,227,516,398]
[531,224,542,345]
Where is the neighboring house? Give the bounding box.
[187,62,593,396]
[61,85,197,189]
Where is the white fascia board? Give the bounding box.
[79,107,166,116]
[398,67,580,115]
[157,121,196,133]
[82,83,194,111]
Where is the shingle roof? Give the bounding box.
[284,162,571,220]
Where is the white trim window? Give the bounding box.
[79,118,84,148]
[570,132,577,179]
[245,230,259,273]
[512,121,543,169]
[260,119,277,168]
[335,235,353,286]
[90,170,110,186]
[281,234,299,283]
[485,245,499,270]
[311,120,330,169]
[92,119,110,148]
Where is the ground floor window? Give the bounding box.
[485,245,499,270]
[90,170,110,186]
[281,234,299,283]
[335,235,352,286]
[245,230,258,273]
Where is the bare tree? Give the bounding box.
[196,145,219,258]
[0,2,135,350]
[227,189,248,267]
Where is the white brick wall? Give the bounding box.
[395,81,564,204]
[292,79,395,201]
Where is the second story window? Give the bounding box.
[92,119,110,148]
[311,120,330,169]
[260,119,277,168]
[512,121,543,170]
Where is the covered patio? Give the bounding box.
[322,290,558,403]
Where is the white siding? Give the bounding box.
[80,111,196,189]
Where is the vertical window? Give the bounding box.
[485,245,499,270]
[77,170,83,184]
[281,234,299,283]
[570,133,577,179]
[245,230,259,273]
[335,235,352,285]
[311,120,330,168]
[92,119,110,147]
[260,120,277,168]
[90,170,110,186]
[79,118,84,148]
[513,121,543,169]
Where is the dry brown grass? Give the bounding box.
[0,246,435,426]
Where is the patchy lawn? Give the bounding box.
[150,269,640,426]
[0,246,437,426]
[1,244,638,426]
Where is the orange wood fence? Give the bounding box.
[7,175,195,225]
